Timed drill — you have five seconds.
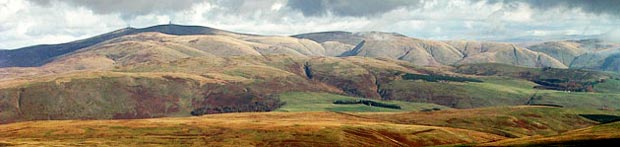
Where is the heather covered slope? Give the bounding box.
[359,106,619,138]
[483,121,620,146]
[0,106,617,146]
[0,112,506,146]
[2,54,620,124]
[0,54,447,123]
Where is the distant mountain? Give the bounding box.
[303,31,463,66]
[528,41,589,65]
[527,39,620,72]
[493,34,600,43]
[39,31,329,71]
[447,41,567,68]
[294,31,565,68]
[0,24,243,68]
[292,31,364,56]
[2,24,619,71]
[572,49,620,72]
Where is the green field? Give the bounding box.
[381,74,620,109]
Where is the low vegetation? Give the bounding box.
[402,73,483,83]
[455,63,619,93]
[532,78,598,92]
[276,92,448,112]
[333,99,401,109]
[483,121,620,146]
[3,56,620,125]
[0,111,507,146]
[1,106,617,146]
[191,96,286,116]
[579,114,620,124]
[359,106,620,138]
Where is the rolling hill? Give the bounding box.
[447,41,566,68]
[2,24,620,124]
[2,55,620,123]
[1,106,617,146]
[528,39,620,72]
[0,24,579,69]
[0,24,247,68]
[483,121,620,146]
[1,24,620,146]
[3,24,619,73]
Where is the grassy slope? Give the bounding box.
[454,63,617,81]
[478,77,620,109]
[0,112,504,147]
[594,78,620,93]
[379,63,620,109]
[358,106,620,138]
[484,122,620,146]
[3,56,620,124]
[276,92,449,112]
[1,106,617,146]
[382,78,530,108]
[383,76,620,109]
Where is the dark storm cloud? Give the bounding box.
[28,0,205,20]
[26,0,620,19]
[287,0,326,16]
[28,0,426,19]
[488,0,620,17]
[287,0,420,17]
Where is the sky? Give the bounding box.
[0,0,619,49]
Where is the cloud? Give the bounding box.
[27,0,205,20]
[1,0,619,49]
[26,0,620,19]
[0,0,125,49]
[602,29,620,43]
[287,0,421,17]
[488,0,620,17]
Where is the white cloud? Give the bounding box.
[0,0,125,49]
[0,0,619,49]
[271,3,283,11]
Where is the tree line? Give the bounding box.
[402,73,483,83]
[333,99,401,109]
[191,96,285,116]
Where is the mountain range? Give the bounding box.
[0,24,618,122]
[1,24,620,146]
[3,24,618,71]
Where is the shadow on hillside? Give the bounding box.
[524,138,620,147]
[579,114,620,124]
